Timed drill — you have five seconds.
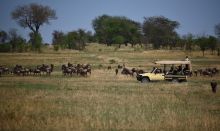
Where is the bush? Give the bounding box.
[53,44,59,51]
[30,33,42,52]
[109,59,117,64]
[0,43,11,52]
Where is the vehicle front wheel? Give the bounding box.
[141,77,150,83]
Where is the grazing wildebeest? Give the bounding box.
[121,68,133,76]
[193,70,198,77]
[30,68,41,75]
[211,80,217,93]
[68,62,73,67]
[0,68,2,77]
[202,69,213,77]
[38,64,54,75]
[118,65,123,69]
[34,69,41,75]
[78,68,88,77]
[13,65,23,75]
[62,64,74,76]
[131,68,144,76]
[86,67,91,75]
[115,68,118,75]
[0,65,10,75]
[107,66,111,70]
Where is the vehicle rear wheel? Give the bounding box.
[141,77,150,83]
[172,78,179,83]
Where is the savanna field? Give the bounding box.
[0,44,220,130]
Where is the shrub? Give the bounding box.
[0,43,11,52]
[109,59,116,64]
[53,44,59,51]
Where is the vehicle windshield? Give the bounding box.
[151,67,162,73]
[151,68,156,73]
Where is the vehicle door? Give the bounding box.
[150,69,164,81]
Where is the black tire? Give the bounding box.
[172,78,179,83]
[141,77,150,83]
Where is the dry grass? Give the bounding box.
[0,44,220,130]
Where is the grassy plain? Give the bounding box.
[0,44,220,130]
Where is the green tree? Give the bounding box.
[196,36,209,56]
[0,30,8,44]
[207,36,217,55]
[65,29,88,50]
[8,29,26,52]
[92,15,141,46]
[113,35,125,48]
[143,16,180,49]
[52,30,66,50]
[29,32,42,52]
[182,33,195,51]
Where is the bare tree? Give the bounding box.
[11,3,57,35]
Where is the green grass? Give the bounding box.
[0,43,220,130]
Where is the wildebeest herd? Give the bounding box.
[0,64,54,76]
[61,63,91,76]
[0,63,92,77]
[193,68,219,77]
[0,64,219,78]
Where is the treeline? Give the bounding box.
[52,15,220,56]
[0,29,43,52]
[0,3,220,56]
[52,29,95,51]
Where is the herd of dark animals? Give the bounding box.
[0,64,218,93]
[0,64,219,77]
[0,63,92,77]
[0,64,54,76]
[61,63,91,76]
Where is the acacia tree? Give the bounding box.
[92,15,142,46]
[65,29,88,50]
[143,16,179,49]
[52,30,66,50]
[196,37,209,56]
[207,36,217,55]
[182,33,195,51]
[11,3,57,51]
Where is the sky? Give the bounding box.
[0,0,220,43]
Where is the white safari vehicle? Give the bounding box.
[136,60,192,83]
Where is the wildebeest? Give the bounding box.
[121,68,133,76]
[107,66,111,70]
[195,68,219,77]
[131,68,144,75]
[0,65,10,75]
[0,68,2,77]
[115,68,118,75]
[211,80,217,93]
[193,70,198,76]
[62,63,91,77]
[62,64,76,76]
[32,68,41,75]
[118,65,123,69]
[37,64,54,75]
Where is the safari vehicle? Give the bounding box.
[136,60,192,83]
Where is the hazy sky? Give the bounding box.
[0,0,220,43]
